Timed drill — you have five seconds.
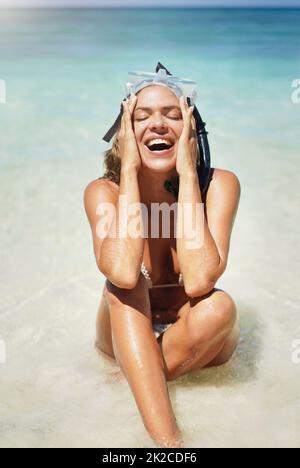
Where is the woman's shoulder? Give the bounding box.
[83,177,119,215]
[206,167,241,204]
[209,167,241,190]
[84,177,119,197]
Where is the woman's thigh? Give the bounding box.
[95,280,192,360]
[95,284,116,360]
[95,275,152,361]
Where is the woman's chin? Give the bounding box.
[141,153,177,173]
[141,148,176,174]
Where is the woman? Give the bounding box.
[84,66,241,448]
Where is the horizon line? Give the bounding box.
[0,5,299,8]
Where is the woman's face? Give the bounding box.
[132,85,184,173]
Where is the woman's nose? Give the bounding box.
[148,114,167,130]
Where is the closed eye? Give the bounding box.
[135,114,182,121]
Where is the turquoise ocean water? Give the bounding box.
[0,8,300,448]
[0,8,299,165]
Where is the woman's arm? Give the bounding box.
[100,166,145,288]
[175,97,241,297]
[84,168,144,290]
[177,168,241,297]
[84,95,145,290]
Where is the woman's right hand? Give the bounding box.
[118,94,141,172]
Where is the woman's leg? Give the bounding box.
[95,286,116,362]
[104,275,184,448]
[157,288,239,381]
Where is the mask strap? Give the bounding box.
[156,62,172,76]
[102,99,126,143]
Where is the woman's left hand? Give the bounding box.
[176,96,198,177]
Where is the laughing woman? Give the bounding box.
[84,64,241,448]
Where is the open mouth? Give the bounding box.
[144,140,175,156]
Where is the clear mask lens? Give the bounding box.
[125,69,198,105]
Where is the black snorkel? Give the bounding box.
[102,61,212,200]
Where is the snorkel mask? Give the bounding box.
[102,62,211,198]
[126,68,198,105]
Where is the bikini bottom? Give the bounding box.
[153,322,173,339]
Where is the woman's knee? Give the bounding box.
[185,289,237,344]
[206,321,240,367]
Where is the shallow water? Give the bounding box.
[0,7,300,448]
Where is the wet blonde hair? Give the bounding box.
[101,131,122,185]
